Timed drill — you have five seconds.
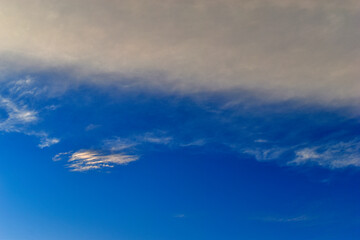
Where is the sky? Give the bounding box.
[0,1,359,239]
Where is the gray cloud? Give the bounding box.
[0,0,359,104]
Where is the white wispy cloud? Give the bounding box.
[52,151,73,162]
[0,79,59,148]
[85,123,101,131]
[242,147,286,162]
[103,131,207,151]
[0,0,359,104]
[179,139,207,147]
[103,138,138,152]
[55,131,208,171]
[53,150,138,172]
[239,138,360,169]
[136,132,173,145]
[7,76,46,97]
[38,135,60,148]
[0,96,38,132]
[54,135,142,171]
[103,131,173,151]
[290,140,360,168]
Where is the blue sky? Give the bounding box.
[1,1,360,239]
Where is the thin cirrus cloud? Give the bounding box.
[103,132,173,151]
[290,140,360,168]
[37,133,60,149]
[0,96,37,132]
[242,141,360,169]
[53,132,172,172]
[53,150,138,172]
[228,124,360,169]
[0,0,359,104]
[0,78,60,148]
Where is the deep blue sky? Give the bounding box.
[0,77,359,240]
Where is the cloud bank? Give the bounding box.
[0,0,359,103]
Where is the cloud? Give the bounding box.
[103,131,173,151]
[54,135,143,171]
[136,132,173,145]
[0,96,38,132]
[53,150,138,172]
[52,151,72,162]
[38,135,60,148]
[55,131,205,172]
[239,138,360,169]
[6,76,47,97]
[0,79,59,148]
[85,123,100,131]
[290,140,360,168]
[103,138,138,152]
[179,139,207,147]
[103,131,207,151]
[0,0,359,104]
[243,147,285,162]
[238,137,360,169]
